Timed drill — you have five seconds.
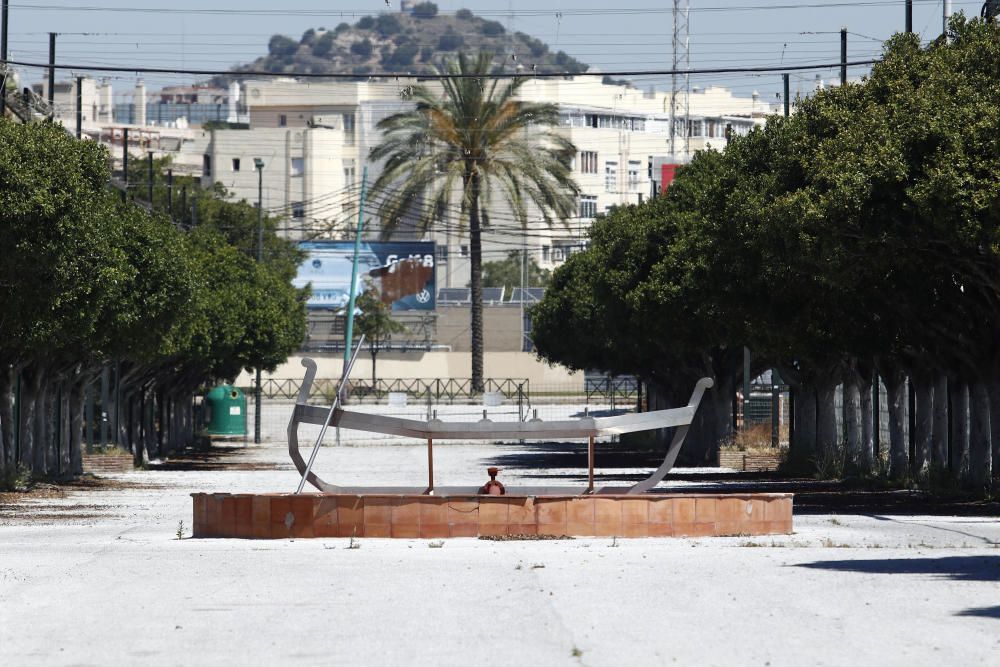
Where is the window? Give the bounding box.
[628,160,641,190]
[580,151,598,174]
[460,245,469,258]
[579,195,597,219]
[542,246,550,262]
[605,161,618,192]
[202,154,212,177]
[344,160,356,188]
[290,157,304,177]
[436,245,449,263]
[292,202,305,218]
[231,158,240,172]
[343,113,356,145]
[278,114,287,127]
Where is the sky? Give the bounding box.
[2,0,990,102]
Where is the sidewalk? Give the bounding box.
[1,442,998,666]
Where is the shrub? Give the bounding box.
[350,38,374,58]
[268,34,299,57]
[480,20,505,36]
[312,32,336,58]
[383,42,419,68]
[456,8,473,20]
[357,16,375,30]
[375,14,402,37]
[437,33,464,51]
[411,2,438,18]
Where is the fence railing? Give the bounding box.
[254,377,530,403]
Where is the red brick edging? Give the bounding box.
[192,492,793,539]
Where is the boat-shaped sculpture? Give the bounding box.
[288,358,713,495]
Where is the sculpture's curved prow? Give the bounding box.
[287,358,713,494]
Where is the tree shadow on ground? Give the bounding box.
[482,441,1000,516]
[957,606,1000,619]
[153,446,281,472]
[794,555,1000,582]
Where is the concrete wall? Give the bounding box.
[435,305,523,353]
[238,350,581,385]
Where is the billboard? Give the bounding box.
[294,241,436,311]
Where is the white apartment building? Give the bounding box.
[201,76,776,287]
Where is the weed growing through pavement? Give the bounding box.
[571,646,583,658]
[608,536,619,548]
[828,517,843,526]
[347,535,361,549]
[428,540,444,548]
[175,521,184,539]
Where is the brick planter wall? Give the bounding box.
[82,451,135,474]
[718,450,785,472]
[192,492,793,539]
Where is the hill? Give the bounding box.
[223,4,590,80]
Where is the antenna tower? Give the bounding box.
[669,0,690,159]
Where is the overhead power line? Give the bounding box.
[4,57,882,79]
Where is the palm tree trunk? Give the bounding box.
[990,380,1000,483]
[468,169,485,393]
[859,374,874,474]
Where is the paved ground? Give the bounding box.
[1,441,998,666]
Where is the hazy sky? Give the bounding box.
[3,0,988,100]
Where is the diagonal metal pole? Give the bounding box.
[295,334,365,494]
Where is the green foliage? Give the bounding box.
[356,16,375,30]
[350,38,373,58]
[480,20,505,37]
[437,33,464,51]
[300,29,317,45]
[375,14,402,37]
[368,52,579,387]
[268,34,299,57]
[312,32,336,58]
[516,32,547,57]
[334,23,351,35]
[411,2,438,19]
[481,251,551,289]
[382,42,419,68]
[455,8,473,20]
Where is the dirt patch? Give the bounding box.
[479,534,574,541]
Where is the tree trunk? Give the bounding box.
[885,371,908,480]
[815,379,838,463]
[859,376,874,474]
[686,373,733,465]
[990,381,1000,483]
[70,380,85,475]
[912,374,933,479]
[791,384,817,467]
[950,381,969,480]
[844,378,862,471]
[968,381,991,488]
[468,169,484,393]
[34,375,52,477]
[17,366,43,474]
[0,366,12,475]
[59,383,71,477]
[932,374,949,472]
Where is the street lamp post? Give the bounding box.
[253,157,264,444]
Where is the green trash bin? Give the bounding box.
[204,384,247,436]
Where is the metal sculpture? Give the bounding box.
[289,356,712,495]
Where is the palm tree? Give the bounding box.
[368,52,579,391]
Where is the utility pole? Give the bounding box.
[783,73,790,117]
[840,27,847,87]
[669,0,690,159]
[167,168,173,218]
[75,76,82,138]
[47,33,56,118]
[147,151,154,202]
[905,0,913,33]
[253,158,265,444]
[944,0,952,42]
[1,0,8,114]
[122,127,129,202]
